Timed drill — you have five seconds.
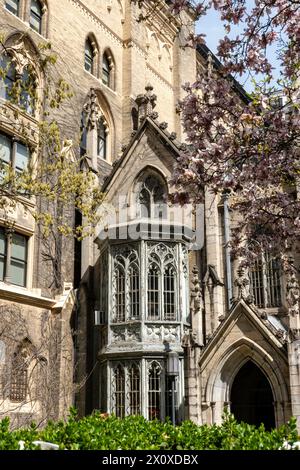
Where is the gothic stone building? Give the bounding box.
[0,0,300,432]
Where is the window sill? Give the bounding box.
[3,9,46,40]
[0,282,56,309]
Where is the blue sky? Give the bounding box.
[196,6,282,92]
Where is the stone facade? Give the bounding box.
[0,0,299,432]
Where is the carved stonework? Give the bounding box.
[83,88,108,130]
[5,40,34,75]
[287,272,300,316]
[145,325,162,342]
[234,266,253,304]
[191,266,202,313]
[110,325,141,343]
[145,324,180,343]
[135,84,157,124]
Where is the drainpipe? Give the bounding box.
[223,193,232,311]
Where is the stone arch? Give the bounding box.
[1,32,43,116]
[204,337,289,426]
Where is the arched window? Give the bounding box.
[10,340,32,402]
[97,117,107,160]
[5,0,20,16]
[163,265,176,321]
[114,364,125,418]
[84,39,94,74]
[30,0,43,34]
[129,364,140,415]
[138,175,167,219]
[114,267,125,322]
[129,264,139,319]
[148,362,161,420]
[148,264,160,320]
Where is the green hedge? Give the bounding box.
[0,410,298,450]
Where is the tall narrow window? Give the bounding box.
[5,0,19,16]
[114,365,125,418]
[11,232,27,287]
[129,264,140,319]
[0,55,16,101]
[102,53,111,87]
[148,362,161,420]
[164,265,176,321]
[129,365,140,415]
[0,229,6,281]
[0,227,28,287]
[114,267,125,322]
[97,118,107,160]
[30,0,43,34]
[148,264,160,320]
[84,39,94,73]
[250,253,282,308]
[139,188,151,218]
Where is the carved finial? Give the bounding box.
[234,265,253,304]
[135,84,157,124]
[287,271,300,316]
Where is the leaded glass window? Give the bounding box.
[148,264,160,320]
[129,364,140,415]
[163,265,176,321]
[115,267,125,322]
[138,175,167,219]
[148,362,161,420]
[250,253,282,308]
[114,364,125,418]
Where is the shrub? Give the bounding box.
[0,411,298,450]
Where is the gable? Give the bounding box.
[200,300,287,372]
[102,118,181,205]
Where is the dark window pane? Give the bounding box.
[0,229,6,281]
[5,0,19,16]
[30,0,42,34]
[97,118,107,159]
[85,40,94,73]
[102,54,110,86]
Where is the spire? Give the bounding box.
[135,84,157,124]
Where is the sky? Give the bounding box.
[195,5,282,92]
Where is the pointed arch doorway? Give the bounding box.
[230,361,275,429]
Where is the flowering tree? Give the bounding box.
[139,1,300,266]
